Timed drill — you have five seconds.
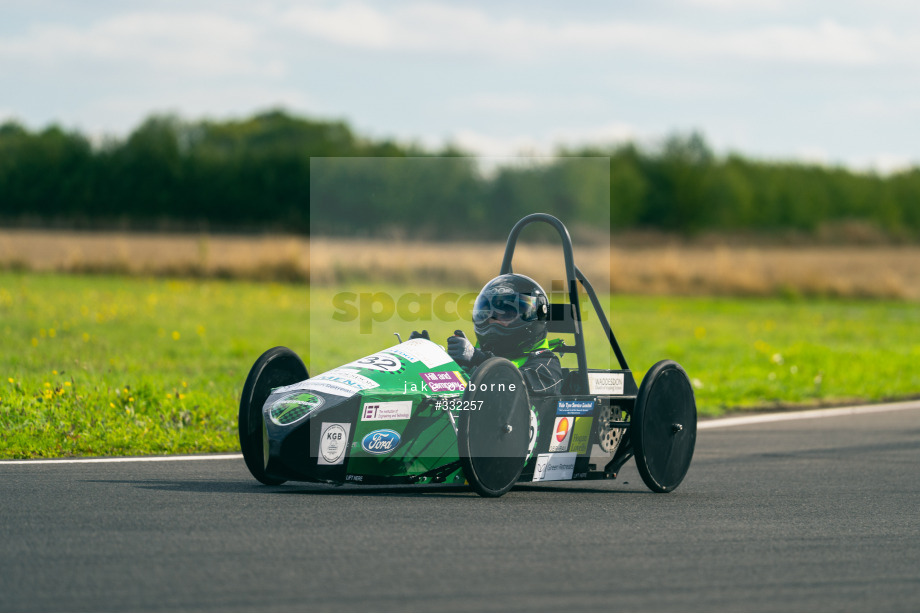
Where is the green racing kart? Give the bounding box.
[238,214,697,497]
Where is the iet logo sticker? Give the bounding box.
[362,400,412,421]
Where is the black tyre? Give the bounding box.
[632,360,697,493]
[239,346,308,485]
[457,358,531,498]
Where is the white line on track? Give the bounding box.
[2,401,919,465]
[0,453,242,465]
[698,399,920,430]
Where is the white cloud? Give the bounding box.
[77,86,318,137]
[451,131,542,157]
[678,0,791,9]
[0,11,275,77]
[448,93,608,117]
[848,153,917,175]
[451,122,641,157]
[551,123,641,148]
[277,2,920,66]
[794,146,831,165]
[281,3,396,49]
[2,2,919,171]
[449,126,920,175]
[721,20,880,64]
[455,94,538,113]
[281,2,539,58]
[844,96,920,118]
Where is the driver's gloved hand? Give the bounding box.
[409,330,430,340]
[447,332,474,363]
[447,330,491,367]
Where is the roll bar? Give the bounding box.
[499,213,628,392]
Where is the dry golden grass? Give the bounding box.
[611,244,920,299]
[0,229,309,281]
[2,229,919,299]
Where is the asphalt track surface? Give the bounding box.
[2,403,919,612]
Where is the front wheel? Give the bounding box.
[457,358,531,498]
[239,346,308,485]
[631,360,697,493]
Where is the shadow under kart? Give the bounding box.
[239,213,697,497]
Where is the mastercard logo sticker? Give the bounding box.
[555,417,570,442]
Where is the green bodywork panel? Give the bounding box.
[308,339,468,478]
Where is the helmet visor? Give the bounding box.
[472,292,540,326]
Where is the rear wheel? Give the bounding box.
[632,360,697,493]
[239,347,308,485]
[457,358,531,498]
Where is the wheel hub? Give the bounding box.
[598,404,624,453]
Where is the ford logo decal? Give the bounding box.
[361,429,401,455]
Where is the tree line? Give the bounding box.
[1,110,917,239]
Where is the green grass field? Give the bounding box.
[2,271,918,459]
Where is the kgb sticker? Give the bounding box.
[318,422,351,466]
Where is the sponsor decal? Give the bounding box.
[345,352,405,373]
[556,399,594,416]
[301,368,380,397]
[532,452,577,482]
[419,371,467,392]
[317,422,351,466]
[271,380,311,395]
[362,400,413,421]
[269,391,324,426]
[382,346,419,364]
[588,372,625,395]
[361,429,401,455]
[549,416,573,452]
[569,417,593,455]
[386,338,452,368]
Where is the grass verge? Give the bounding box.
[1,272,918,459]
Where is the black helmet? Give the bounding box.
[472,274,549,357]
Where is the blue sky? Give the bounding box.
[2,0,919,171]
